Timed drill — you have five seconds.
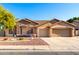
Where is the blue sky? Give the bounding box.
[1,3,79,21]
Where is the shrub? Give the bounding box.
[18,37,24,40]
[3,38,8,41]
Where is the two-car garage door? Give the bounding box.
[52,28,72,37]
[38,28,72,37]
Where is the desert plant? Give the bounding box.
[67,17,79,23]
[18,37,24,40]
[3,38,8,41]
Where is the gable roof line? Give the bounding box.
[50,21,76,27]
[25,18,39,24]
[37,19,60,27]
[37,21,50,27]
[17,18,38,24]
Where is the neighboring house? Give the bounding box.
[0,18,76,37]
[72,20,79,36]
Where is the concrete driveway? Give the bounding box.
[42,36,79,52]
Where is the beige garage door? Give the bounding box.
[39,28,49,37]
[52,28,71,37]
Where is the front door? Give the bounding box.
[20,26,27,35]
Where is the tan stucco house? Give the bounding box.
[0,18,76,37]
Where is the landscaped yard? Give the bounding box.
[0,37,48,45]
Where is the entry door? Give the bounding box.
[20,26,27,35]
[22,27,27,35]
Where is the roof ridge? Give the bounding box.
[17,18,38,24]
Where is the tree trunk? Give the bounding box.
[13,28,16,37]
[12,26,16,37]
[4,30,6,37]
[13,30,14,37]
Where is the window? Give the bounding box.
[76,29,79,30]
[27,28,33,34]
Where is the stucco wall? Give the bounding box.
[76,30,79,36]
[38,23,51,28]
[72,22,79,29]
[51,22,75,29]
[50,22,75,37]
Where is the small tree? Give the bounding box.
[0,6,16,36]
[67,17,79,23]
[67,19,73,23]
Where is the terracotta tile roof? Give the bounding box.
[16,18,38,25]
[49,18,60,23]
[34,19,60,25]
[50,21,76,27]
[35,19,60,27]
[16,18,61,27]
[34,20,49,25]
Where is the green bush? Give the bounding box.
[3,38,8,41]
[18,37,24,40]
